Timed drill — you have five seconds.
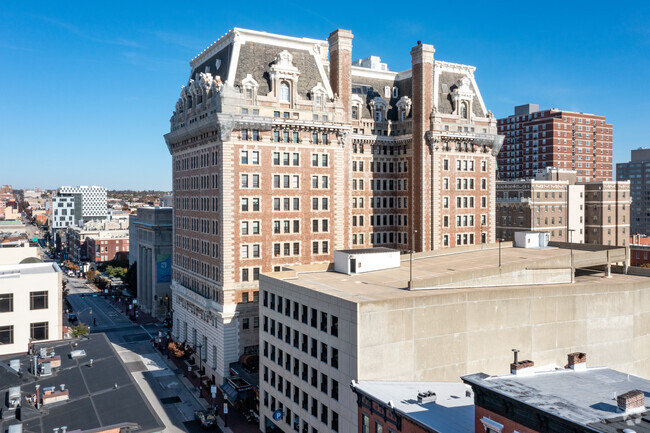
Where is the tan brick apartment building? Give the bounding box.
[496,169,630,246]
[164,27,503,384]
[497,104,613,182]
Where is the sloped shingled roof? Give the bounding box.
[234,42,324,100]
[437,71,484,117]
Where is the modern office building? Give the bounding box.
[0,245,63,356]
[258,243,649,433]
[463,353,650,433]
[496,168,630,245]
[164,27,502,386]
[497,104,613,182]
[51,186,108,240]
[129,207,173,321]
[617,148,650,235]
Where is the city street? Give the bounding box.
[63,275,222,433]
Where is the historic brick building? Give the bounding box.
[497,104,613,182]
[617,148,650,235]
[496,169,630,246]
[164,27,502,385]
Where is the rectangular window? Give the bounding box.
[241,151,248,164]
[30,322,48,341]
[0,325,13,345]
[30,291,48,310]
[0,294,13,312]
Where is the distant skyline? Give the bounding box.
[2,0,649,189]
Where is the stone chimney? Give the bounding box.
[567,352,587,371]
[328,29,353,122]
[410,41,435,252]
[617,390,645,414]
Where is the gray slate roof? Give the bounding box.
[437,71,485,117]
[234,42,324,100]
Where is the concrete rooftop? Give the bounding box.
[270,244,629,303]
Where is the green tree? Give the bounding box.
[71,323,90,337]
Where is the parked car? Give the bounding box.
[194,410,217,429]
[68,312,78,323]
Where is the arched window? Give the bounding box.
[461,102,468,119]
[280,81,290,102]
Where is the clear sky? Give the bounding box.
[2,0,648,190]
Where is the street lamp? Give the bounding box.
[409,230,418,289]
[568,229,575,283]
[498,238,505,268]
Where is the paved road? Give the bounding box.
[64,276,214,433]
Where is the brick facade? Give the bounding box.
[497,105,613,182]
[165,27,502,385]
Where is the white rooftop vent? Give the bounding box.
[8,425,22,433]
[70,349,86,359]
[334,248,400,275]
[9,359,20,372]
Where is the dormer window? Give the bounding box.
[375,110,382,122]
[392,87,398,98]
[461,102,468,119]
[267,50,301,108]
[352,106,358,120]
[396,96,412,123]
[351,94,364,121]
[384,86,391,98]
[241,74,259,104]
[280,81,290,103]
[309,83,328,112]
[371,96,387,124]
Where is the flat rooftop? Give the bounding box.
[353,381,474,433]
[0,333,164,433]
[268,244,629,303]
[463,367,650,432]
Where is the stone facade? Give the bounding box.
[164,28,501,386]
[131,207,173,321]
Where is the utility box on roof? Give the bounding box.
[514,231,550,248]
[334,248,400,275]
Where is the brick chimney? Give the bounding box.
[510,360,535,376]
[617,390,645,414]
[328,29,353,122]
[410,41,435,252]
[567,352,587,371]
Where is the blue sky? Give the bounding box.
[2,0,648,190]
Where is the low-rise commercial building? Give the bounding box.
[0,333,164,433]
[258,243,648,433]
[0,245,62,356]
[463,353,650,433]
[351,381,474,433]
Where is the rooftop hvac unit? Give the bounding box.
[8,425,22,433]
[40,362,52,376]
[70,349,86,359]
[8,386,21,409]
